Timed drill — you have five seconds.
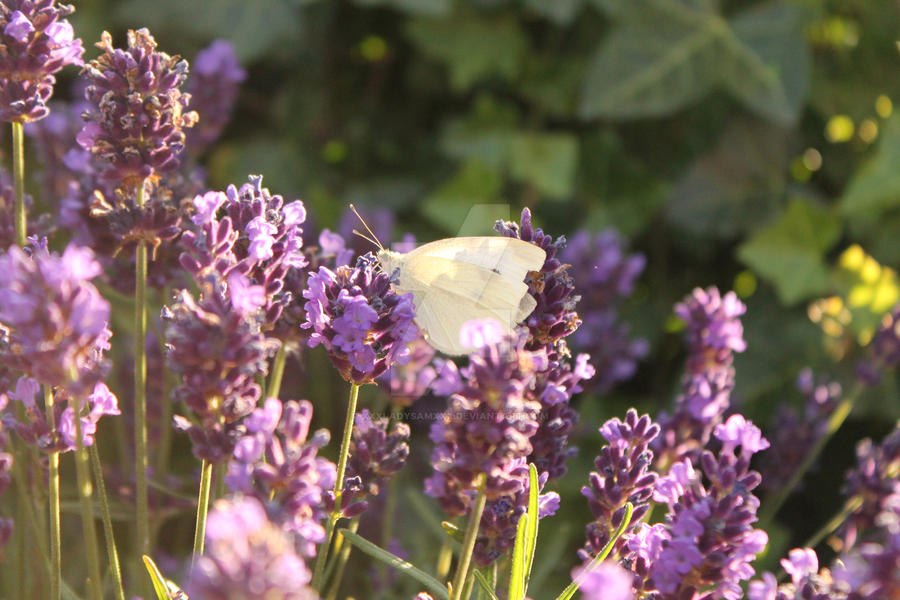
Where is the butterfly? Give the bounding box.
[351,206,546,355]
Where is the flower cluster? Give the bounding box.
[0,242,110,393]
[165,273,278,462]
[344,409,410,506]
[643,415,769,599]
[4,376,118,453]
[185,39,245,153]
[0,0,84,123]
[182,176,308,334]
[655,286,747,466]
[302,253,418,384]
[79,28,197,186]
[857,302,900,385]
[376,335,437,405]
[760,369,842,492]
[495,208,580,348]
[574,561,634,600]
[834,494,900,599]
[562,229,647,392]
[581,409,660,560]
[184,495,317,600]
[225,398,336,557]
[749,548,838,600]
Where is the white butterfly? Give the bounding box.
[376,236,545,355]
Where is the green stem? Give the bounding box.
[802,494,864,550]
[156,316,174,476]
[759,385,860,526]
[450,485,487,600]
[266,344,288,399]
[11,121,25,247]
[214,461,227,500]
[324,518,359,600]
[135,233,149,560]
[312,382,361,590]
[192,459,214,564]
[436,539,453,582]
[45,386,61,600]
[90,443,126,600]
[72,396,104,600]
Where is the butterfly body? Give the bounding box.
[377,236,546,355]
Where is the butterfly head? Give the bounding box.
[376,249,403,278]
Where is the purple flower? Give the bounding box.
[655,287,747,467]
[833,495,900,600]
[376,335,437,405]
[344,409,410,509]
[225,399,335,557]
[495,208,580,348]
[0,0,84,123]
[301,254,418,384]
[185,39,246,152]
[184,495,317,599]
[857,302,900,385]
[581,409,659,561]
[181,176,308,336]
[79,28,197,186]
[164,274,279,462]
[782,548,818,587]
[0,242,110,393]
[760,369,842,492]
[573,561,634,600]
[562,229,648,392]
[715,414,770,455]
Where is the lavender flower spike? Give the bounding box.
[186,39,246,152]
[0,0,84,123]
[79,28,198,186]
[573,562,634,600]
[184,495,317,600]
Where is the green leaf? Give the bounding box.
[406,13,527,91]
[352,0,451,16]
[508,513,529,600]
[523,464,540,592]
[439,97,519,169]
[737,197,842,305]
[440,520,466,544]
[142,555,185,600]
[579,14,726,119]
[421,161,506,234]
[508,133,578,199]
[524,0,584,24]
[474,570,501,600]
[723,1,810,125]
[840,116,900,219]
[339,529,450,600]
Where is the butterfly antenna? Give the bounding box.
[352,228,380,249]
[349,203,384,251]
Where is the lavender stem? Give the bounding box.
[45,386,61,600]
[72,395,104,600]
[450,482,487,600]
[266,344,288,400]
[89,443,126,600]
[191,459,214,563]
[11,121,24,247]
[135,183,150,562]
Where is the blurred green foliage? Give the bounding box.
[57,0,900,595]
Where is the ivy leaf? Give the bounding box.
[406,13,527,91]
[724,1,810,125]
[508,132,579,199]
[422,161,506,234]
[737,197,842,305]
[839,116,900,219]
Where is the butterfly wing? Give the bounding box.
[394,237,545,354]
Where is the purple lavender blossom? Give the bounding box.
[655,286,747,467]
[181,176,308,335]
[833,494,900,599]
[376,335,437,405]
[79,28,197,186]
[495,208,580,348]
[646,414,769,599]
[749,547,841,600]
[344,409,410,505]
[165,273,279,462]
[225,398,336,557]
[0,385,11,503]
[857,302,900,385]
[0,242,111,393]
[0,167,50,248]
[562,229,648,392]
[0,0,83,123]
[185,39,245,152]
[839,422,900,548]
[302,254,418,384]
[581,409,660,561]
[573,561,634,600]
[184,495,317,600]
[760,369,842,492]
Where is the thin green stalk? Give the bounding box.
[802,495,864,550]
[135,234,150,560]
[436,539,453,582]
[214,461,227,500]
[324,518,359,600]
[312,382,361,590]
[11,121,25,247]
[192,459,214,565]
[9,443,31,598]
[72,396,104,600]
[450,484,487,600]
[266,344,288,399]
[45,386,61,600]
[90,443,126,600]
[157,316,174,475]
[759,385,860,526]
